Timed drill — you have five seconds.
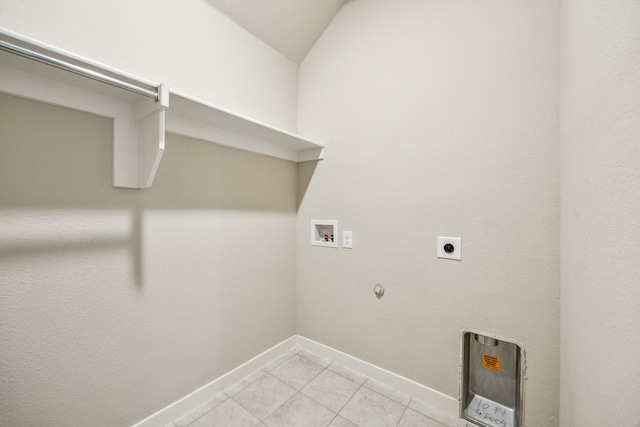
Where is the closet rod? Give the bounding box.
[0,39,159,101]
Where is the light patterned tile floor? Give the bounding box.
[167,347,472,427]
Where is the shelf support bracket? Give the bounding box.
[0,58,170,190]
[114,83,169,189]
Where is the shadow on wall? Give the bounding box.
[297,158,318,210]
[0,93,299,287]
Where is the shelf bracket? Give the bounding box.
[114,84,169,189]
[0,58,169,190]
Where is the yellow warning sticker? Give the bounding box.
[482,354,500,372]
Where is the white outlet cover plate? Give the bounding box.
[437,236,461,260]
[343,230,353,249]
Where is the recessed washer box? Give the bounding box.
[311,220,338,248]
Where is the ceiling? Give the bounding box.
[206,0,346,63]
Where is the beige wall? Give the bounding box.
[0,0,299,131]
[4,0,639,426]
[0,93,297,426]
[297,0,561,425]
[560,1,640,425]
[0,2,300,424]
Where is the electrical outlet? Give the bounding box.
[437,236,461,260]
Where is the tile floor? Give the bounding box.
[166,347,472,427]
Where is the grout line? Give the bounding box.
[335,382,365,425]
[263,363,332,420]
[263,391,300,423]
[297,366,338,410]
[228,395,255,422]
[326,413,339,426]
[174,347,453,427]
[179,392,231,427]
[262,350,297,373]
[394,397,412,427]
[303,359,327,387]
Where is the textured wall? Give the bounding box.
[297,0,560,425]
[0,0,299,131]
[0,2,300,423]
[560,1,640,425]
[0,49,297,427]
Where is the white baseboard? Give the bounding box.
[132,334,459,426]
[295,335,459,418]
[132,335,296,427]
